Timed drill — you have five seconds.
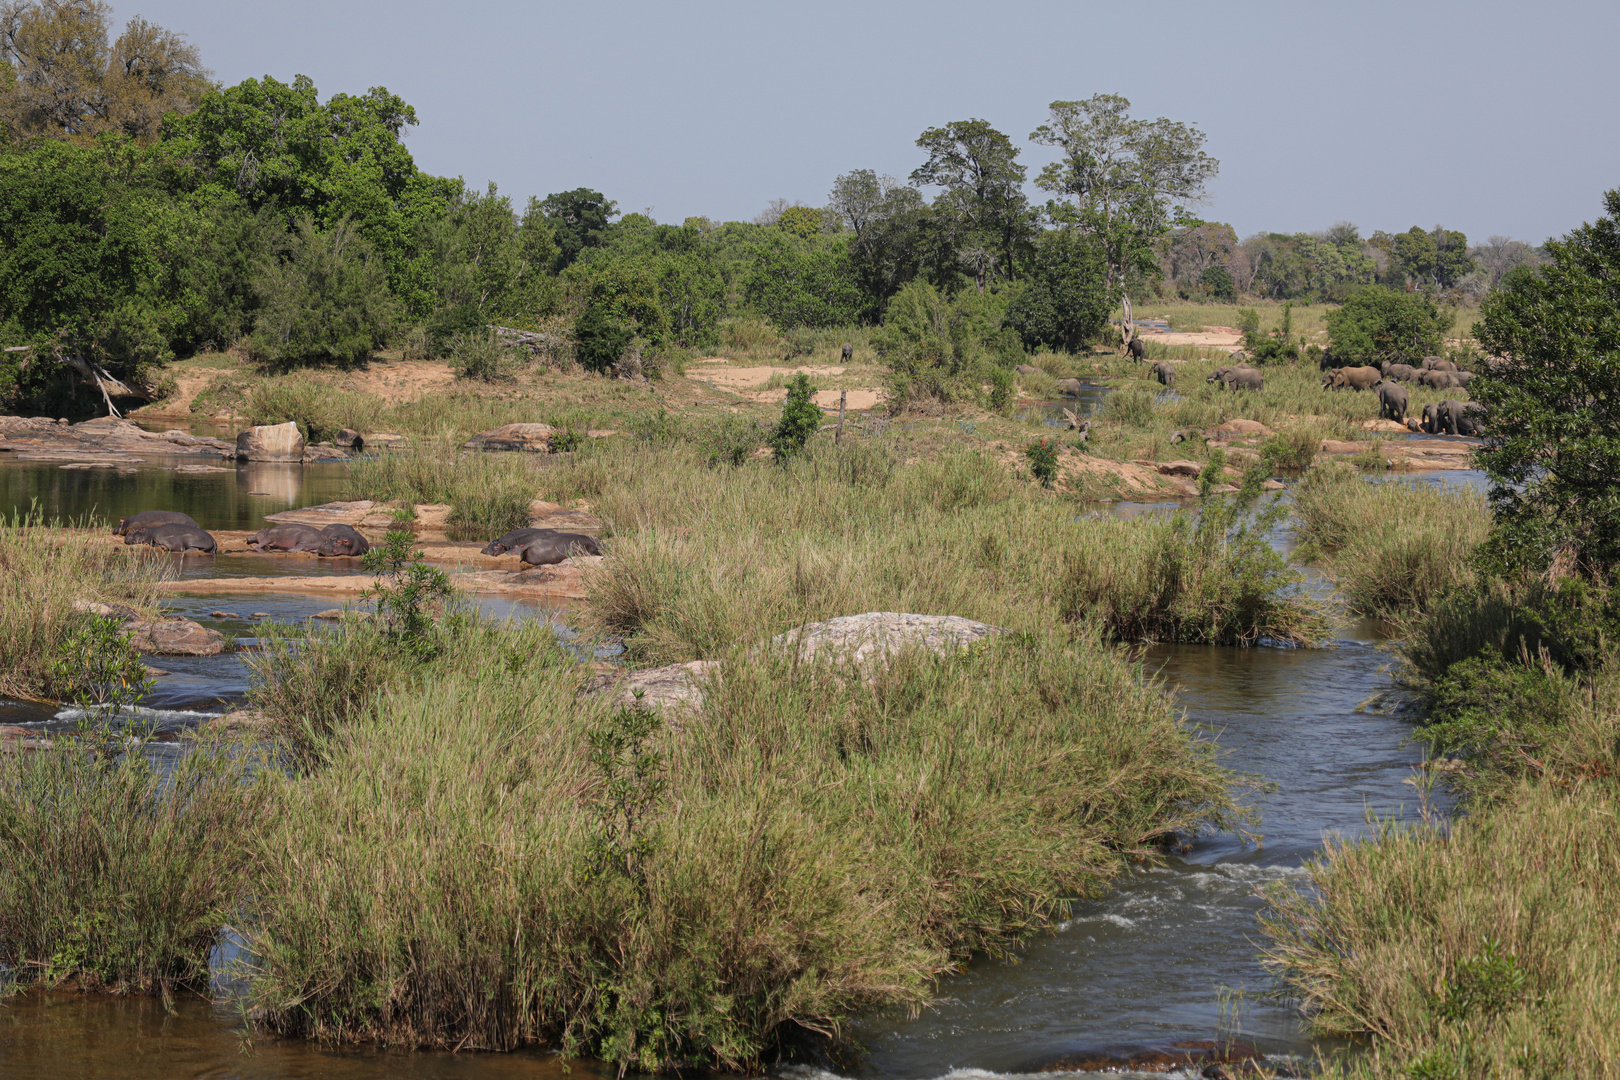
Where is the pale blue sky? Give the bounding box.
[119,0,1618,245]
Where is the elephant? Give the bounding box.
[1420,356,1458,372]
[317,524,370,557]
[1327,366,1381,391]
[1150,361,1175,387]
[124,523,216,553]
[1055,378,1086,397]
[112,509,199,536]
[480,527,557,556]
[1447,370,1475,390]
[1434,399,1485,436]
[247,523,328,552]
[840,343,854,362]
[517,532,603,567]
[1210,366,1263,391]
[1418,369,1465,390]
[1015,364,1041,375]
[1380,362,1421,382]
[1374,379,1409,423]
[1127,336,1147,360]
[1419,402,1442,434]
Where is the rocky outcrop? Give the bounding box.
[1155,460,1204,477]
[0,416,235,461]
[1209,419,1272,440]
[462,423,555,452]
[122,618,227,656]
[235,421,304,462]
[772,612,1007,665]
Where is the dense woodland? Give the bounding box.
[0,0,1544,416]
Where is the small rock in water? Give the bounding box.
[312,609,344,620]
[208,610,242,619]
[250,612,271,618]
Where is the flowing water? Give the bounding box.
[0,455,1481,1079]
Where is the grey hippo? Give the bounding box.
[112,510,199,536]
[124,522,216,553]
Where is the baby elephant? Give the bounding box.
[317,524,369,557]
[1127,337,1147,360]
[1150,361,1175,388]
[1208,365,1263,391]
[840,342,854,362]
[1380,362,1421,382]
[1326,366,1381,391]
[1420,356,1458,372]
[124,522,216,553]
[517,532,603,568]
[112,509,198,536]
[247,523,327,552]
[480,527,557,556]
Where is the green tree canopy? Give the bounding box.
[742,235,864,329]
[1323,285,1452,365]
[910,118,1033,289]
[1030,94,1217,340]
[1382,225,1476,290]
[0,1,211,143]
[1473,189,1620,577]
[541,187,617,269]
[1006,228,1110,352]
[251,215,396,369]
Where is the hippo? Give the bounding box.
[124,522,216,553]
[517,532,603,568]
[247,523,327,552]
[112,510,199,536]
[317,524,370,557]
[480,527,558,556]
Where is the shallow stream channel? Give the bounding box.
[0,444,1483,1079]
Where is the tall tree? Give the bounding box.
[1388,224,1475,290]
[909,119,1032,290]
[1030,94,1218,347]
[541,187,617,270]
[1473,189,1620,578]
[0,0,210,143]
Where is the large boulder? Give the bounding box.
[463,423,555,452]
[122,618,227,657]
[772,612,1007,665]
[235,421,304,462]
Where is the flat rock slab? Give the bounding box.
[0,416,235,460]
[1209,419,1272,439]
[236,421,304,462]
[123,618,227,656]
[1156,460,1204,477]
[773,612,1008,665]
[265,500,378,527]
[592,660,720,713]
[463,423,555,452]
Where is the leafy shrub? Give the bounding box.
[1325,285,1452,366]
[1102,385,1156,427]
[696,414,765,467]
[769,373,822,461]
[448,330,512,382]
[573,304,634,374]
[742,235,865,329]
[1005,228,1110,352]
[251,217,397,369]
[1201,265,1236,302]
[1025,438,1059,488]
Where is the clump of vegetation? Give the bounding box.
[0,740,271,994]
[1237,303,1300,364]
[1061,494,1328,647]
[448,329,512,382]
[768,372,821,461]
[1324,285,1452,366]
[345,440,537,535]
[252,217,398,370]
[1025,437,1059,487]
[1290,463,1488,620]
[239,626,1246,1069]
[0,512,167,701]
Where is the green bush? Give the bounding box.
[448,330,512,382]
[768,373,821,461]
[1005,228,1111,352]
[1025,438,1059,487]
[1324,285,1452,366]
[252,217,398,369]
[742,235,866,329]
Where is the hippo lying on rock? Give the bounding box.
[317,524,369,556]
[517,532,603,567]
[112,510,199,536]
[247,523,327,552]
[480,527,556,556]
[124,522,216,553]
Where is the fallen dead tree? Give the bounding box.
[2,347,150,417]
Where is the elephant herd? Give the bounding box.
[110,513,604,566]
[1315,354,1484,431]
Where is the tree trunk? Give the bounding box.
[51,354,148,417]
[1120,291,1135,352]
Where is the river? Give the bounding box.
[0,451,1480,1079]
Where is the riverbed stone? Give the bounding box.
[335,428,364,449]
[122,618,227,656]
[235,421,304,462]
[462,422,555,451]
[72,599,140,621]
[1320,439,1370,454]
[264,500,377,527]
[772,612,1008,665]
[1156,460,1204,477]
[1209,419,1271,439]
